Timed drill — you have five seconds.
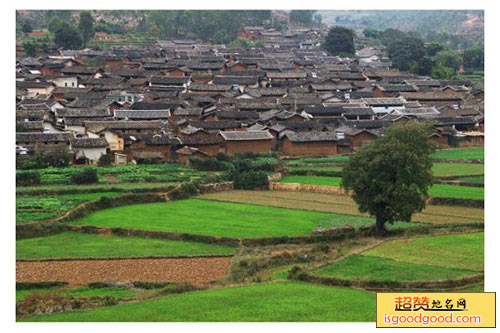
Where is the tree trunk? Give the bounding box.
[375,215,386,236]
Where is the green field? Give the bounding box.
[16,164,203,185]
[20,282,376,322]
[16,182,177,195]
[70,199,382,238]
[432,163,484,177]
[284,156,351,164]
[16,232,236,259]
[313,254,476,281]
[16,192,122,223]
[17,286,137,302]
[458,176,484,184]
[277,175,483,200]
[363,232,484,271]
[428,184,484,199]
[431,147,484,161]
[288,166,343,173]
[279,175,343,187]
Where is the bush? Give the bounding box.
[169,182,199,200]
[216,152,231,162]
[189,157,233,171]
[70,169,98,184]
[233,170,269,190]
[97,154,111,167]
[16,171,40,186]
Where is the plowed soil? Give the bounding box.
[16,257,231,286]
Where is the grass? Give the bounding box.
[16,181,177,195]
[363,232,484,271]
[17,286,137,302]
[431,147,484,161]
[458,176,484,184]
[16,232,236,259]
[284,155,351,164]
[16,164,203,185]
[432,163,484,177]
[20,281,376,322]
[278,174,483,200]
[70,199,388,238]
[201,191,483,225]
[279,175,343,186]
[288,166,343,172]
[16,192,123,223]
[428,184,484,200]
[313,254,477,281]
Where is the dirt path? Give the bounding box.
[16,257,231,286]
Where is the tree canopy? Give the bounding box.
[290,10,316,26]
[387,36,425,71]
[78,11,95,47]
[342,121,436,235]
[324,26,355,57]
[54,21,83,50]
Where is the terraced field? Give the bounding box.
[201,191,484,225]
[312,232,483,281]
[431,147,484,161]
[17,232,236,259]
[69,199,405,238]
[20,282,376,322]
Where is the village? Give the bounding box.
[14,9,486,324]
[16,23,484,165]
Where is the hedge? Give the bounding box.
[429,197,484,208]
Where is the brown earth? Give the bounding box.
[16,257,231,286]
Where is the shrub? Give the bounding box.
[70,169,98,184]
[189,157,233,171]
[169,182,199,200]
[216,152,231,162]
[97,154,111,167]
[233,170,269,190]
[16,171,40,186]
[44,152,71,168]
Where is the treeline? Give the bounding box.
[363,28,484,79]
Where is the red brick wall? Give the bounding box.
[224,140,272,154]
[280,138,337,156]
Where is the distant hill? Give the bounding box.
[320,10,483,36]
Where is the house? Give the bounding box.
[127,135,181,162]
[176,146,210,166]
[219,130,274,154]
[280,131,338,157]
[400,92,464,105]
[70,138,108,164]
[344,128,380,151]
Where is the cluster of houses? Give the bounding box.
[16,32,484,166]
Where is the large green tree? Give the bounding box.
[54,21,83,49]
[290,10,316,26]
[324,26,355,57]
[462,45,484,70]
[342,122,435,235]
[78,11,95,47]
[435,50,462,73]
[387,36,425,71]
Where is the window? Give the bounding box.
[65,82,68,87]
[72,82,75,87]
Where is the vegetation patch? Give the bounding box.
[70,199,383,238]
[431,162,484,177]
[431,147,484,161]
[313,254,476,281]
[16,231,236,259]
[20,282,376,322]
[363,232,484,271]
